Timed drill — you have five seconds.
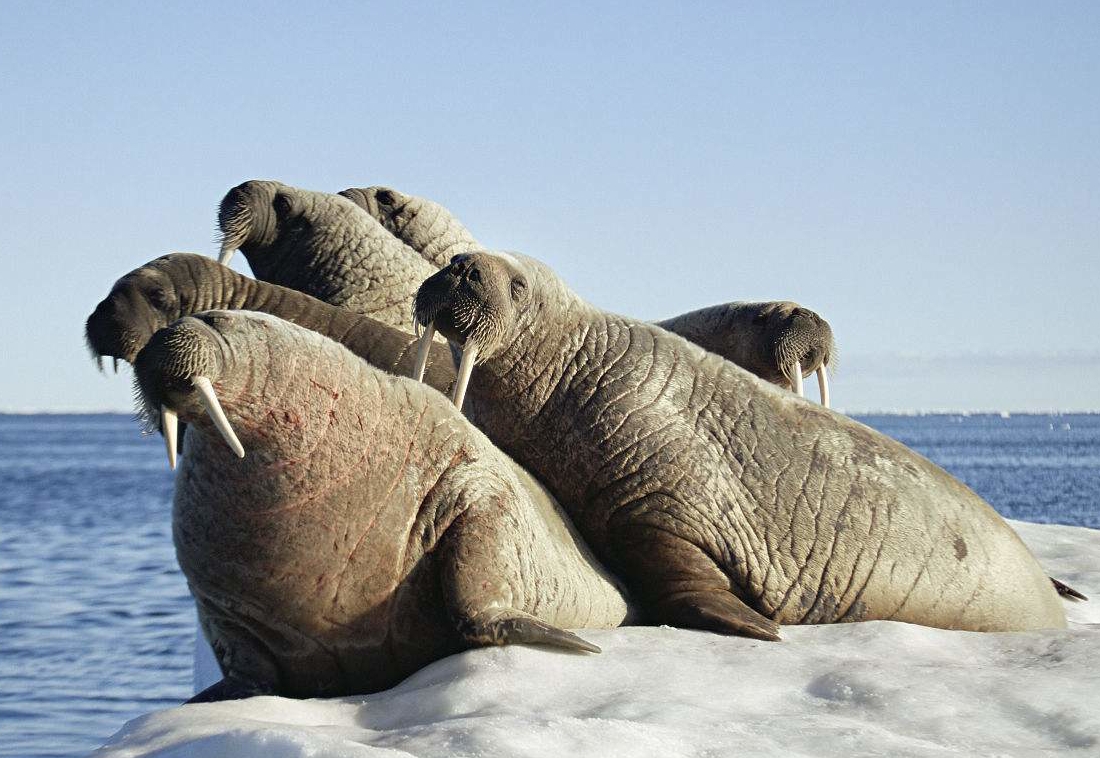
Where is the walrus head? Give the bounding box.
[337,186,408,235]
[412,251,534,409]
[216,179,291,266]
[85,256,189,367]
[132,312,245,469]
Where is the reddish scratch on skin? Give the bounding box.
[250,440,373,516]
[309,378,340,400]
[264,407,304,430]
[330,405,429,608]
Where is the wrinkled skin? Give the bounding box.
[85,253,458,395]
[413,252,1067,638]
[217,180,436,328]
[657,301,834,389]
[339,186,833,396]
[340,186,483,269]
[134,311,630,700]
[84,253,572,515]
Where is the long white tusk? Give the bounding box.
[451,343,479,412]
[113,357,120,374]
[161,405,178,470]
[791,360,804,397]
[817,365,830,408]
[217,244,235,266]
[411,321,435,383]
[193,376,245,458]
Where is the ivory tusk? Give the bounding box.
[161,405,178,470]
[451,343,479,412]
[817,365,830,408]
[791,360,804,397]
[411,321,436,383]
[193,376,245,458]
[217,244,235,266]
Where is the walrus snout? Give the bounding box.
[134,314,242,465]
[85,265,181,366]
[217,180,282,265]
[412,253,522,410]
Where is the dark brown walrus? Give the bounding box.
[411,250,1069,639]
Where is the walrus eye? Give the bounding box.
[148,287,171,310]
[375,189,395,206]
[273,193,293,217]
[510,276,528,301]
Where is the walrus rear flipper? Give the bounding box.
[186,677,271,704]
[456,610,602,654]
[1051,577,1088,601]
[654,589,781,642]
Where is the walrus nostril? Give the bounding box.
[375,189,396,206]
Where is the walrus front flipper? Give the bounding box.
[186,676,271,704]
[1052,577,1088,601]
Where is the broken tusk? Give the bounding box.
[217,244,235,267]
[161,405,178,470]
[817,365,830,408]
[791,360,803,397]
[411,321,436,383]
[451,343,479,412]
[193,376,245,458]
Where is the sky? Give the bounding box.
[1,2,1097,412]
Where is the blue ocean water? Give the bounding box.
[1,412,1097,757]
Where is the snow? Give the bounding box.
[96,521,1100,757]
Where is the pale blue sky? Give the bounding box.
[1,2,1096,412]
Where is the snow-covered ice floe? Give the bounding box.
[95,521,1100,757]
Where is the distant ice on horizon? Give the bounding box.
[96,521,1100,757]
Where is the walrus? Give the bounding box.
[133,310,631,701]
[657,301,835,406]
[338,186,836,402]
[411,251,1069,638]
[85,253,456,395]
[84,253,597,575]
[216,180,437,330]
[340,186,483,269]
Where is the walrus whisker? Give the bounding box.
[113,357,120,375]
[791,360,803,397]
[412,321,435,383]
[817,365,830,408]
[96,356,104,373]
[161,405,179,470]
[216,198,252,266]
[452,342,479,411]
[193,376,245,458]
